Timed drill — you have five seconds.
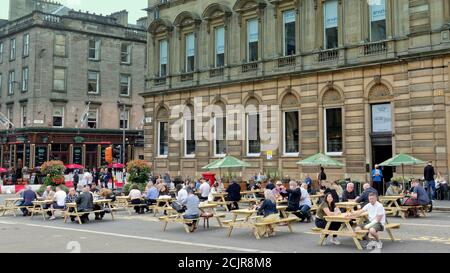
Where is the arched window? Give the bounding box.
[368,83,392,134]
[148,19,173,79]
[281,92,300,155]
[174,12,201,75]
[270,0,300,57]
[245,97,261,156]
[321,88,343,155]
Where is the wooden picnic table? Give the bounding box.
[64,200,114,224]
[319,214,367,250]
[224,207,296,239]
[379,195,407,219]
[198,202,226,228]
[1,198,24,217]
[211,193,230,211]
[30,200,54,220]
[154,197,174,216]
[336,202,360,212]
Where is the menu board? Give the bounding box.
[73,147,83,165]
[35,146,48,167]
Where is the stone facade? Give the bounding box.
[141,0,450,182]
[0,3,147,169]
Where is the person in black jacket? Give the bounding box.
[226,180,241,210]
[76,186,94,223]
[342,182,357,202]
[355,183,378,207]
[424,161,435,212]
[280,181,301,217]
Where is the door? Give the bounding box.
[372,144,393,194]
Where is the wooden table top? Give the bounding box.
[32,200,54,205]
[212,193,228,197]
[336,202,359,207]
[379,195,404,201]
[231,209,257,215]
[199,203,218,209]
[5,198,23,202]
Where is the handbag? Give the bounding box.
[171,201,186,213]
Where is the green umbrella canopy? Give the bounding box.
[202,155,251,170]
[378,154,426,167]
[296,153,344,167]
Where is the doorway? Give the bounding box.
[372,144,393,193]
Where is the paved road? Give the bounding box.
[0,195,449,253]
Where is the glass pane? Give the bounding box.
[324,0,338,49]
[159,122,168,155]
[370,0,386,22]
[247,19,258,42]
[216,53,225,67]
[326,108,342,153]
[186,119,195,155]
[215,117,226,155]
[371,20,386,41]
[325,27,338,49]
[215,27,225,54]
[186,33,195,57]
[248,114,260,154]
[249,42,258,62]
[284,21,296,55]
[159,40,168,65]
[187,56,195,72]
[285,111,299,153]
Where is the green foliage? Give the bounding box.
[126,160,151,184]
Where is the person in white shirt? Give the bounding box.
[176,184,188,205]
[298,183,312,222]
[208,182,219,202]
[128,184,144,214]
[351,192,386,249]
[199,179,211,201]
[50,186,67,220]
[81,171,92,187]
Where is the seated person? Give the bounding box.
[355,183,378,207]
[385,181,401,196]
[342,182,357,202]
[298,183,312,223]
[315,193,342,245]
[265,179,275,190]
[65,188,78,222]
[435,173,448,200]
[225,180,241,210]
[272,181,284,199]
[279,181,301,217]
[304,174,313,193]
[403,179,430,217]
[90,183,100,194]
[330,181,343,201]
[254,190,279,237]
[42,186,55,215]
[128,184,145,214]
[144,181,159,208]
[352,192,386,249]
[176,184,188,205]
[183,187,200,232]
[199,179,211,202]
[321,182,340,204]
[76,186,94,223]
[19,186,37,216]
[94,188,115,220]
[208,182,219,202]
[50,186,67,220]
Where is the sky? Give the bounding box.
[0,0,148,23]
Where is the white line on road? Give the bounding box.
[0,220,277,253]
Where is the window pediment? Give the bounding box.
[233,0,267,14]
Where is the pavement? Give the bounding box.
[0,194,449,253]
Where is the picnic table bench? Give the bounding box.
[311,214,401,250]
[159,214,200,233]
[336,202,360,213]
[379,195,428,218]
[198,203,226,228]
[30,200,55,220]
[1,198,30,217]
[239,191,260,206]
[153,197,175,216]
[64,200,114,225]
[211,193,231,212]
[222,207,298,240]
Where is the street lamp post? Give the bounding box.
[117,102,126,165]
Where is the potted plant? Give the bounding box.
[38,160,68,194]
[123,160,151,195]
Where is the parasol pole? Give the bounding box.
[402,163,405,190]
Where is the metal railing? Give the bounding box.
[242,62,258,73]
[363,41,387,55]
[277,55,296,67]
[318,49,339,62]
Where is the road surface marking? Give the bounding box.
[0,220,277,253]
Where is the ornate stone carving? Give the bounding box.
[322,89,342,103]
[369,84,391,99]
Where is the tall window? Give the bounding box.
[247,114,261,156]
[158,121,169,156]
[247,19,258,62]
[88,71,99,94]
[121,44,131,64]
[159,40,168,77]
[324,0,338,49]
[214,116,227,156]
[89,39,101,60]
[283,10,296,56]
[215,27,225,67]
[54,34,66,56]
[7,105,13,129]
[53,68,66,91]
[53,106,64,128]
[370,0,386,41]
[10,38,16,60]
[0,74,2,95]
[0,42,3,63]
[23,34,30,57]
[284,111,299,155]
[21,104,27,128]
[325,108,343,154]
[185,119,195,156]
[21,67,28,92]
[119,109,129,129]
[8,70,15,95]
[120,74,131,96]
[185,33,195,73]
[87,109,98,129]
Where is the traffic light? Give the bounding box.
[113,145,122,162]
[105,147,113,164]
